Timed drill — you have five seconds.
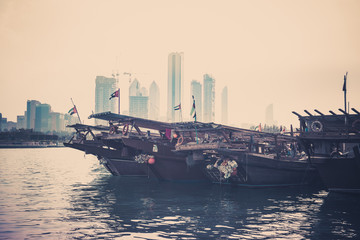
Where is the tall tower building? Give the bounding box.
[167,52,183,122]
[191,80,202,122]
[129,79,148,119]
[95,76,117,124]
[221,86,228,124]
[50,112,65,132]
[265,104,274,125]
[203,74,215,122]
[149,81,160,120]
[17,115,26,129]
[35,103,51,132]
[26,100,40,130]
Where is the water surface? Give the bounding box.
[0,148,359,239]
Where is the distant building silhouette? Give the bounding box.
[203,74,215,122]
[17,115,26,129]
[265,104,275,125]
[0,113,3,131]
[149,81,160,120]
[167,52,183,122]
[1,117,8,131]
[191,80,202,122]
[35,103,51,132]
[95,76,117,125]
[129,79,148,119]
[64,114,78,129]
[26,100,40,130]
[50,112,65,132]
[221,86,228,124]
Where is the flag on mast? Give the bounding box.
[174,103,181,111]
[254,123,262,132]
[109,89,120,100]
[68,106,77,115]
[343,73,347,92]
[190,95,197,121]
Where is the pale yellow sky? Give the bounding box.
[0,0,359,127]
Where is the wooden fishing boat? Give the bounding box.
[64,123,149,177]
[293,108,360,193]
[88,112,208,182]
[174,122,321,187]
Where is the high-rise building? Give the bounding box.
[95,76,117,124]
[203,74,215,122]
[50,112,65,132]
[17,115,26,129]
[167,52,183,122]
[26,100,40,130]
[35,103,51,132]
[191,80,202,122]
[64,114,78,131]
[221,86,228,124]
[149,81,160,120]
[129,79,148,119]
[1,117,7,131]
[265,104,274,125]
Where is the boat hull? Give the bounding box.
[206,153,321,188]
[64,142,148,177]
[311,156,360,193]
[121,138,208,182]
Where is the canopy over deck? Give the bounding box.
[88,112,295,143]
[67,123,109,131]
[88,112,173,131]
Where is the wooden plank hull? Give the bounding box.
[206,153,321,187]
[121,138,208,182]
[311,156,360,193]
[64,142,148,177]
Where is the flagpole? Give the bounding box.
[118,88,120,114]
[180,107,183,122]
[71,98,82,123]
[344,72,347,114]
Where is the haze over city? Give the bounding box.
[1,0,359,127]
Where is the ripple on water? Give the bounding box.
[1,149,360,239]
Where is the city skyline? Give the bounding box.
[167,52,183,122]
[221,86,228,124]
[203,74,215,123]
[1,0,359,127]
[95,76,117,125]
[129,78,148,119]
[1,99,77,132]
[149,81,160,120]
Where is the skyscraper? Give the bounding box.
[221,86,228,124]
[149,81,160,120]
[17,115,26,129]
[26,100,40,130]
[191,80,202,122]
[167,52,183,122]
[50,112,65,132]
[265,104,275,125]
[129,79,148,119]
[95,76,117,124]
[35,103,51,132]
[203,74,215,122]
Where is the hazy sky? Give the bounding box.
[1,0,359,127]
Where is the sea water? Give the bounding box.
[0,148,359,239]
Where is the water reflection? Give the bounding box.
[1,149,359,239]
[310,192,360,240]
[65,176,340,239]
